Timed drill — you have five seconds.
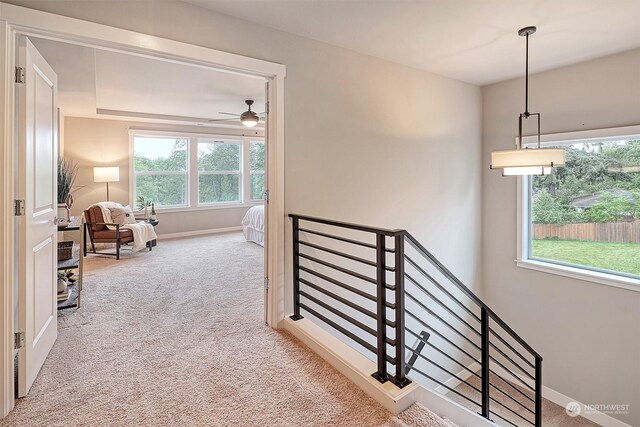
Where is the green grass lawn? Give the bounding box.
[532,239,640,277]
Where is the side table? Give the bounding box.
[135,217,159,247]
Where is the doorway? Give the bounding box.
[0,4,285,418]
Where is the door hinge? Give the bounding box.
[14,332,24,350]
[264,277,269,291]
[264,190,270,203]
[14,199,25,216]
[15,66,25,84]
[265,101,270,114]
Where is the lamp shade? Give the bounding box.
[491,148,565,169]
[502,166,552,176]
[93,166,120,183]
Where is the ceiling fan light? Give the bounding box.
[491,148,565,169]
[240,110,259,127]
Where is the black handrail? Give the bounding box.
[288,214,543,427]
[290,214,403,236]
[404,233,542,360]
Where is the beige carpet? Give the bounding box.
[1,232,451,427]
[385,403,458,427]
[448,370,600,426]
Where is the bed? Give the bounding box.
[242,205,264,246]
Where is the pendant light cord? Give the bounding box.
[524,33,529,116]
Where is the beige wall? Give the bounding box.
[63,117,257,236]
[482,49,640,426]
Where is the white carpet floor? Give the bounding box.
[1,232,451,427]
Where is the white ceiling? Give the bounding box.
[184,0,640,85]
[31,38,266,127]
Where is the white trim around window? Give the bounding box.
[129,132,265,211]
[516,125,640,292]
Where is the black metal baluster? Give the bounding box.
[535,356,543,427]
[287,213,542,405]
[290,216,303,321]
[391,233,411,388]
[372,233,388,383]
[481,307,490,419]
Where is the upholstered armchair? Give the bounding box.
[83,205,150,260]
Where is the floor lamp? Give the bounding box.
[94,167,120,201]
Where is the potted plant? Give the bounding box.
[57,157,79,225]
[136,196,153,220]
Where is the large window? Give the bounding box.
[250,141,265,201]
[198,140,241,204]
[522,131,640,283]
[133,136,188,207]
[132,133,265,210]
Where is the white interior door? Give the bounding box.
[16,37,58,397]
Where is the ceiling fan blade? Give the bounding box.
[208,118,237,122]
[218,112,241,117]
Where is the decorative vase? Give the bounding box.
[57,203,70,226]
[57,278,68,293]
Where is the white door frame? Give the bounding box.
[0,2,286,417]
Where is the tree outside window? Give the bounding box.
[134,136,188,207]
[530,139,640,277]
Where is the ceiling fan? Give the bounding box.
[209,99,265,127]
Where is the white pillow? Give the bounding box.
[109,205,135,225]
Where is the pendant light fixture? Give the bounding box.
[490,26,565,176]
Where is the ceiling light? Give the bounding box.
[490,26,565,176]
[240,100,259,127]
[240,110,259,127]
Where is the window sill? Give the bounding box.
[516,258,640,292]
[138,202,262,215]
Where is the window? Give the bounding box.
[198,140,241,204]
[131,133,264,210]
[133,136,188,207]
[250,141,265,200]
[521,129,640,284]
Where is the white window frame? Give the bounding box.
[516,125,640,292]
[248,140,266,202]
[197,139,243,206]
[131,133,191,209]
[130,130,265,211]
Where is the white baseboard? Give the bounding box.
[415,357,630,427]
[282,317,419,415]
[490,364,632,427]
[433,362,481,395]
[157,226,242,240]
[414,385,495,427]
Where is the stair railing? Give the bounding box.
[289,214,543,427]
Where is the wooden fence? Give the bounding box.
[534,221,640,244]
